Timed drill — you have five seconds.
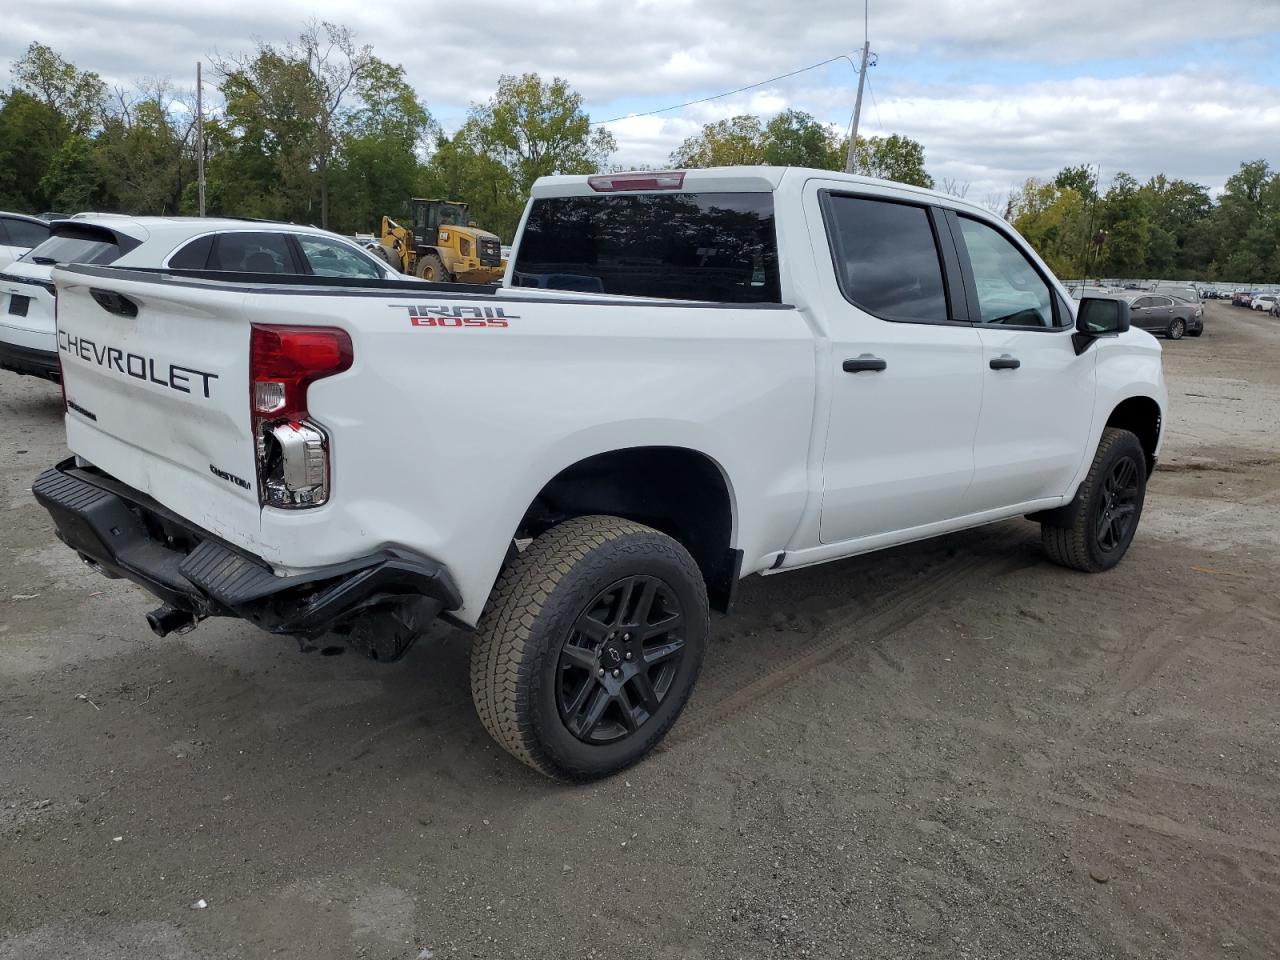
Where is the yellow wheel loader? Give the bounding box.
[376,199,505,284]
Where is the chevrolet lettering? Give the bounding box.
[57,330,219,397]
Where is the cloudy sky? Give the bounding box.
[6,0,1280,202]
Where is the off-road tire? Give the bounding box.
[470,515,709,781]
[415,252,450,283]
[1041,427,1147,573]
[1168,317,1186,340]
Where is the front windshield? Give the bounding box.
[436,204,468,227]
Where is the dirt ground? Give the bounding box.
[1,300,1278,959]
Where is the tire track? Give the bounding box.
[665,530,1028,747]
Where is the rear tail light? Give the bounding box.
[587,171,685,192]
[250,324,352,509]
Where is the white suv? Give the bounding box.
[1,216,402,382]
[0,212,52,270]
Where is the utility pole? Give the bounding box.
[844,40,871,174]
[196,61,206,217]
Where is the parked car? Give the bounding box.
[0,212,53,270]
[1126,293,1203,339]
[1,215,406,382]
[34,166,1166,780]
[1270,299,1280,318]
[1231,291,1256,307]
[1250,294,1277,313]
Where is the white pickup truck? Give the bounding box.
[34,167,1166,780]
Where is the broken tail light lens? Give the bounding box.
[249,324,352,509]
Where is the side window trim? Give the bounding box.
[950,210,1067,332]
[818,188,971,328]
[285,234,315,276]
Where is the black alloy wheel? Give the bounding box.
[1040,427,1147,573]
[1095,454,1141,554]
[557,575,686,744]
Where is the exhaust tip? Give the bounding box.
[145,605,197,638]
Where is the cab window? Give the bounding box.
[822,195,949,323]
[957,216,1055,328]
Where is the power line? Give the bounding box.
[866,72,884,132]
[592,54,859,126]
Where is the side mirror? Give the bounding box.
[1073,297,1129,354]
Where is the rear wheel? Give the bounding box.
[1167,317,1186,340]
[415,252,450,283]
[1041,427,1146,573]
[470,515,708,781]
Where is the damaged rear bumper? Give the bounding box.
[32,459,461,640]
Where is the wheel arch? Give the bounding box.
[516,445,741,612]
[1105,395,1162,476]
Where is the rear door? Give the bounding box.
[949,212,1096,511]
[52,268,263,546]
[814,188,983,543]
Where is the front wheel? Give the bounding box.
[1041,427,1147,573]
[1168,317,1186,340]
[470,516,708,781]
[415,252,451,283]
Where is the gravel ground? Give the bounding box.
[1,300,1278,959]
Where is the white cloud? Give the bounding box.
[5,0,1279,201]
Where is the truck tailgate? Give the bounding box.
[52,266,264,548]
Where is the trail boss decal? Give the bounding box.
[397,304,516,329]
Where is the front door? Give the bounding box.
[815,191,983,544]
[949,213,1097,512]
[1129,295,1168,334]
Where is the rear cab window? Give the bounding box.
[512,192,780,303]
[21,224,140,266]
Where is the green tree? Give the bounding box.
[328,59,434,233]
[214,21,430,229]
[1054,164,1098,200]
[10,42,107,135]
[0,90,70,210]
[670,115,766,167]
[1096,172,1153,276]
[427,73,614,240]
[38,134,114,211]
[467,73,615,191]
[843,133,934,188]
[762,110,842,168]
[1011,178,1089,278]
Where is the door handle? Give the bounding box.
[843,354,887,373]
[989,354,1021,370]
